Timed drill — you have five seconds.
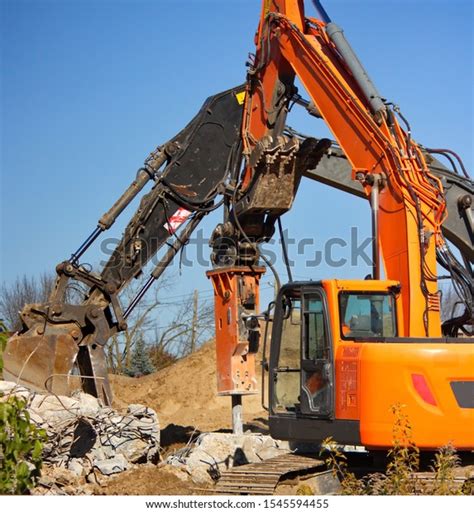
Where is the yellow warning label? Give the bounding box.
[235,91,246,105]
[264,0,272,17]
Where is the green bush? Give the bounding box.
[379,403,420,495]
[0,323,46,494]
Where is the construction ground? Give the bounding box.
[2,338,474,496]
[106,341,267,495]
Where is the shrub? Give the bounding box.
[430,443,462,495]
[320,438,365,495]
[378,402,420,495]
[0,324,46,494]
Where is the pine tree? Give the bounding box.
[126,337,155,377]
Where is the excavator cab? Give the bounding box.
[266,280,474,450]
[269,283,334,420]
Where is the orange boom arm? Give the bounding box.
[241,0,447,337]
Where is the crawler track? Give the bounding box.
[214,453,327,495]
[411,469,474,494]
[213,452,474,496]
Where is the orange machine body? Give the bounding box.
[268,279,473,449]
[324,280,474,449]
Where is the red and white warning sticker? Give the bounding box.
[164,207,192,234]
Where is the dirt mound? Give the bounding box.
[98,465,209,495]
[110,341,267,434]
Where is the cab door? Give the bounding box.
[299,291,333,418]
[270,293,302,415]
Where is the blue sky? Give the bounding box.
[1,0,473,311]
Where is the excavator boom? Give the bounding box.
[240,0,453,337]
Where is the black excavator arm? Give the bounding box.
[4,85,247,404]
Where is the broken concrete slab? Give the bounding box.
[94,454,129,475]
[76,392,101,417]
[0,381,33,400]
[30,394,78,424]
[166,432,290,484]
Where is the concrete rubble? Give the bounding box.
[0,380,160,495]
[166,432,290,484]
[2,378,295,492]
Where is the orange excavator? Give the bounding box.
[4,0,473,451]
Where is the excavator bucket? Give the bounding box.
[3,332,80,397]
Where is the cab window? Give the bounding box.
[273,295,301,412]
[339,292,397,339]
[304,295,329,360]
